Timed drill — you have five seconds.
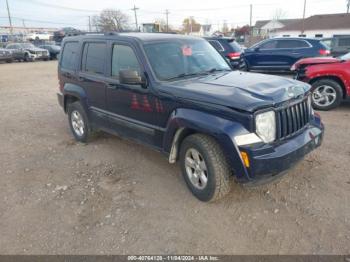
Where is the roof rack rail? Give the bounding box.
[104,32,119,36]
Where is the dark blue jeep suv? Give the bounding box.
[57,33,324,202]
[241,37,330,72]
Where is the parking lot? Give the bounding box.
[0,61,349,254]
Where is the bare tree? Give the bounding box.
[92,9,130,32]
[272,8,287,21]
[154,18,173,32]
[182,17,201,34]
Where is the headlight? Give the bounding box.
[255,110,276,143]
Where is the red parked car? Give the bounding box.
[292,53,350,110]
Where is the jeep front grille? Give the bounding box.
[276,97,310,140]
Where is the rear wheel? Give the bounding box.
[311,79,343,110]
[67,101,92,143]
[179,134,232,202]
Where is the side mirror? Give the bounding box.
[119,70,146,87]
[254,47,260,52]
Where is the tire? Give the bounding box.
[67,101,92,143]
[6,59,13,63]
[311,79,343,111]
[179,134,232,202]
[24,53,29,62]
[239,58,249,72]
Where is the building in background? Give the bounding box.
[273,13,350,38]
[253,19,301,38]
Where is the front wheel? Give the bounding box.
[179,134,232,202]
[239,58,249,71]
[311,79,343,111]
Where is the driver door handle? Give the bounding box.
[106,83,118,89]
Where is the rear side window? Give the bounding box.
[209,40,224,51]
[82,42,106,75]
[277,40,309,48]
[61,42,78,71]
[112,45,141,79]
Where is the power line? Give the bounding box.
[14,0,101,13]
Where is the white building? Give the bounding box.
[253,19,301,37]
[273,13,350,38]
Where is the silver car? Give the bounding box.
[6,43,49,62]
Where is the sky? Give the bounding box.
[0,0,348,31]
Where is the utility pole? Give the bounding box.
[88,16,92,32]
[190,16,194,34]
[5,0,13,38]
[165,9,170,32]
[249,4,253,28]
[131,5,139,31]
[301,0,307,34]
[347,0,350,13]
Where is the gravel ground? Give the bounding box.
[0,61,349,255]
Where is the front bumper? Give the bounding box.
[237,121,324,185]
[28,53,49,60]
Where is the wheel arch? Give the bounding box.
[63,83,89,113]
[164,108,251,181]
[309,75,346,99]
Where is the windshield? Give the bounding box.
[144,39,231,81]
[340,52,350,60]
[20,43,35,49]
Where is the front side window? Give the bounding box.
[82,42,106,75]
[111,45,141,78]
[61,42,78,71]
[338,37,350,47]
[259,40,277,50]
[144,39,230,81]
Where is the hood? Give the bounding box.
[26,47,47,52]
[161,71,309,112]
[292,57,340,70]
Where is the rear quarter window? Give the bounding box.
[61,42,79,71]
[208,40,224,52]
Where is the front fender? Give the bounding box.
[163,108,252,181]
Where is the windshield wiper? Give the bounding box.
[204,68,232,74]
[165,72,206,81]
[165,68,231,81]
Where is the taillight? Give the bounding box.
[319,49,330,56]
[227,52,241,60]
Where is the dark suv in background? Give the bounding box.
[205,37,243,69]
[241,38,330,72]
[57,33,323,202]
[322,36,350,57]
